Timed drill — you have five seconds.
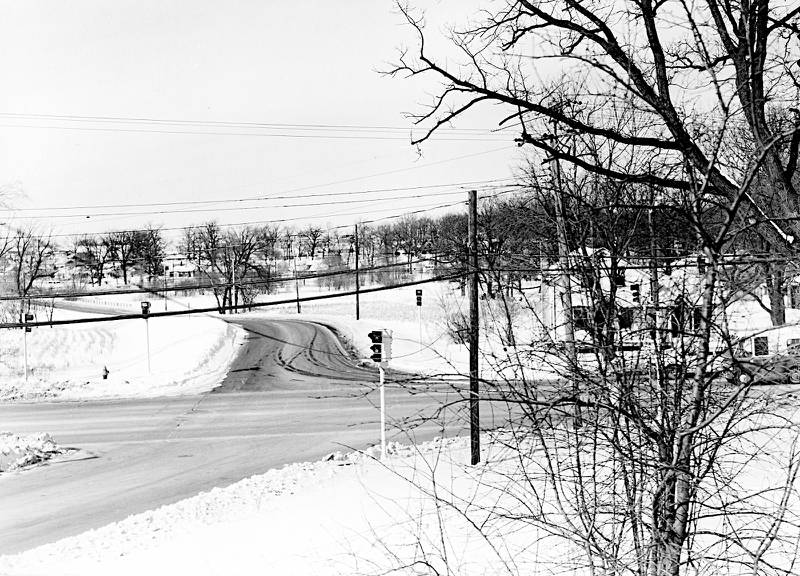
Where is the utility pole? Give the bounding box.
[549,139,580,425]
[293,246,301,314]
[231,247,237,314]
[648,206,661,381]
[468,189,480,465]
[355,224,360,320]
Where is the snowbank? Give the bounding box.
[3,418,797,576]
[0,306,245,401]
[0,432,69,473]
[0,435,477,576]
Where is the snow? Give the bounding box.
[0,431,70,473]
[0,305,245,401]
[3,416,797,576]
[0,434,500,576]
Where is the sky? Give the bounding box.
[0,0,525,244]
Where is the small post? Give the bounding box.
[379,364,386,460]
[141,301,152,374]
[22,311,33,383]
[145,318,151,374]
[468,189,480,465]
[416,289,423,353]
[23,326,29,383]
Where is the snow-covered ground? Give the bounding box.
[3,416,796,576]
[162,279,554,380]
[0,432,70,473]
[0,433,517,576]
[0,305,245,401]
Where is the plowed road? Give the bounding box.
[0,318,476,554]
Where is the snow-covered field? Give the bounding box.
[0,305,245,401]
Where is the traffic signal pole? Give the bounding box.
[368,329,392,460]
[416,289,423,353]
[145,318,151,374]
[22,310,33,382]
[22,326,29,383]
[141,301,152,374]
[379,364,386,460]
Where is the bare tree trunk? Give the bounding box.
[765,261,787,325]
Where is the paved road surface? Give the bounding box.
[0,318,474,554]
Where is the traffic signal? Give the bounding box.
[383,330,392,362]
[141,301,151,318]
[416,289,422,307]
[368,330,383,363]
[630,283,641,304]
[24,313,33,333]
[697,255,706,273]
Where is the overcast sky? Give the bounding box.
[0,0,523,242]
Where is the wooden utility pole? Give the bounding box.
[355,224,360,320]
[549,150,579,424]
[468,189,480,465]
[293,246,301,314]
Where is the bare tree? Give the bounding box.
[105,230,146,285]
[301,225,324,259]
[383,12,800,562]
[74,235,112,286]
[140,225,166,280]
[389,1,800,251]
[8,228,53,297]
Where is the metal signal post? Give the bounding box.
[22,312,33,382]
[368,329,392,460]
[379,364,386,459]
[416,289,422,353]
[141,301,152,374]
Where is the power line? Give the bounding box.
[9,258,439,302]
[8,184,523,221]
[0,112,507,136]
[0,122,510,143]
[4,178,518,213]
[12,185,524,240]
[11,190,479,220]
[5,273,465,329]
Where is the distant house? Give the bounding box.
[163,254,198,279]
[538,248,652,347]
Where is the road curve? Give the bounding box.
[0,317,466,554]
[215,318,386,392]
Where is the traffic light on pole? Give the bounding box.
[383,330,392,362]
[368,330,383,363]
[630,283,641,304]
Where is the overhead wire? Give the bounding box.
[4,178,518,212]
[9,183,524,240]
[7,257,440,302]
[5,272,465,330]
